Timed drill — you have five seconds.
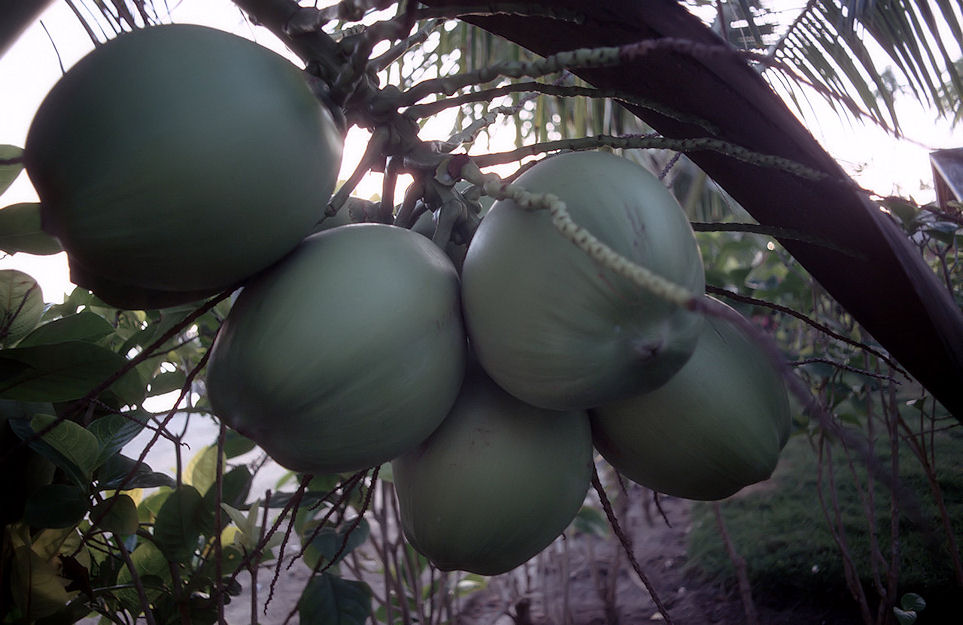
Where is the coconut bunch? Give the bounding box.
[24,23,790,577]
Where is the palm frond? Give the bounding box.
[761,0,963,131]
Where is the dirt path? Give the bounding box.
[454,485,745,625]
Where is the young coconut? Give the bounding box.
[392,364,593,576]
[24,24,343,308]
[461,150,705,410]
[590,298,792,501]
[206,224,466,475]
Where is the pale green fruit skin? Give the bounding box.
[68,261,213,310]
[590,300,791,501]
[0,269,43,345]
[461,151,705,410]
[206,224,466,474]
[392,367,593,575]
[25,23,342,297]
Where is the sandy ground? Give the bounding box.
[217,482,747,625]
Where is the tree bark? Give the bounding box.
[421,0,963,421]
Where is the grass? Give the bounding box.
[685,423,963,620]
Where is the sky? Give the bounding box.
[1,0,962,304]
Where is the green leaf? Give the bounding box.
[8,525,73,620]
[572,505,609,537]
[147,369,187,397]
[10,414,100,487]
[87,411,149,469]
[197,465,252,536]
[0,341,145,404]
[299,573,372,625]
[222,429,256,458]
[153,485,204,564]
[220,502,259,549]
[18,311,115,347]
[0,269,44,346]
[116,540,170,613]
[925,221,960,244]
[186,444,220,496]
[0,203,63,256]
[95,453,174,492]
[23,484,89,529]
[91,494,139,536]
[893,607,918,625]
[301,518,370,570]
[900,592,926,612]
[0,145,24,197]
[138,488,172,523]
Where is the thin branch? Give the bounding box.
[691,221,862,257]
[470,134,830,181]
[792,357,901,382]
[711,503,759,625]
[115,535,158,625]
[404,81,719,134]
[591,464,674,624]
[705,285,907,376]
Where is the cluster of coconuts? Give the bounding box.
[24,24,790,577]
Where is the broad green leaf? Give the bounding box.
[147,369,187,397]
[43,287,92,320]
[301,518,370,570]
[118,307,194,356]
[197,465,252,536]
[0,341,146,405]
[23,483,89,529]
[572,505,609,537]
[893,607,918,625]
[220,502,258,546]
[299,573,372,625]
[900,592,926,612]
[138,487,173,523]
[222,429,256,458]
[8,527,74,620]
[0,203,62,256]
[87,411,149,469]
[925,221,960,245]
[185,444,220,496]
[18,311,114,347]
[116,540,169,613]
[0,269,44,346]
[91,494,139,536]
[95,453,175,492]
[153,485,203,564]
[0,145,24,196]
[10,414,100,487]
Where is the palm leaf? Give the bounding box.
[762,0,963,130]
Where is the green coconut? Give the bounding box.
[24,23,342,303]
[590,299,792,501]
[392,365,593,575]
[68,261,214,310]
[206,224,467,474]
[461,150,705,410]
